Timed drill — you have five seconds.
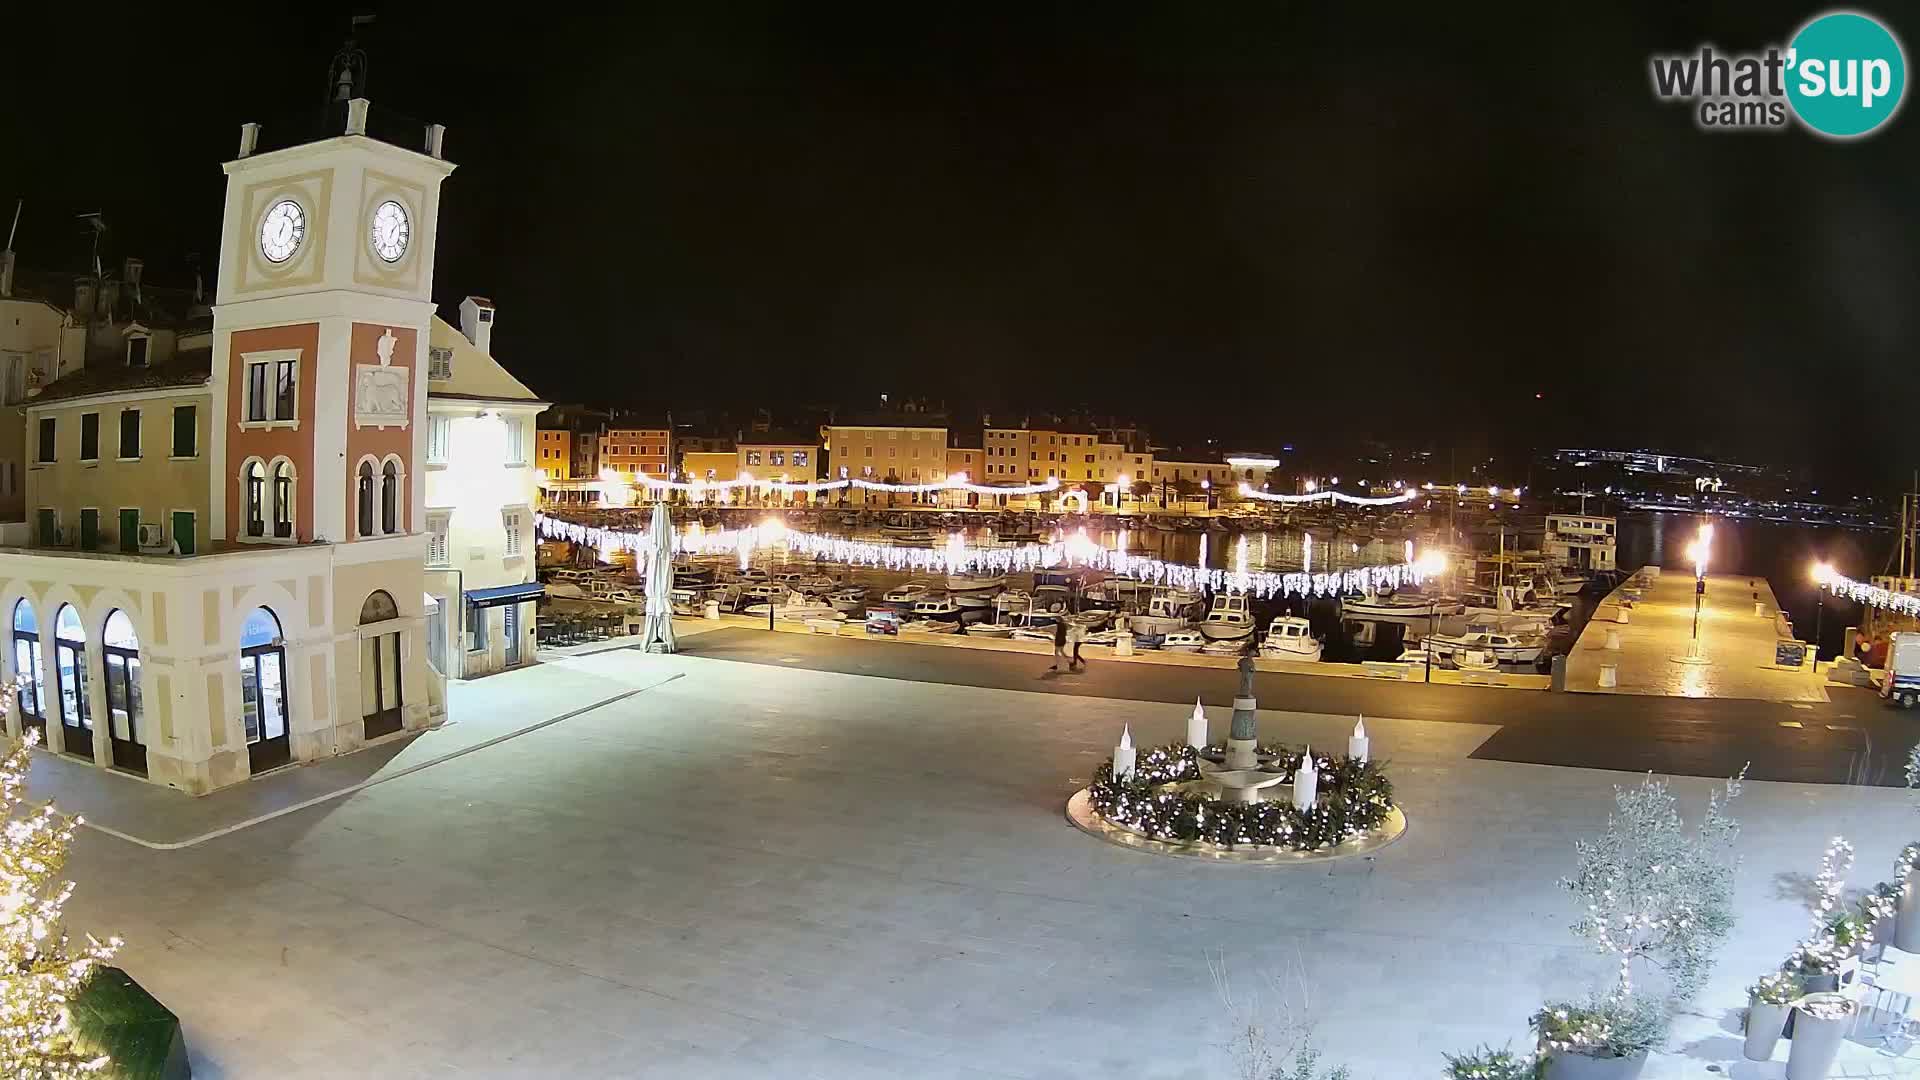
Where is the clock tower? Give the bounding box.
[210,99,454,545]
[210,98,456,755]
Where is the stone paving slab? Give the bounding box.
[1567,569,1827,703]
[34,660,676,847]
[47,651,1920,1077]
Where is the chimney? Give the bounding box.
[459,296,496,355]
[0,250,13,298]
[238,122,259,158]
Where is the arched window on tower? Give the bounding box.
[272,460,295,539]
[245,460,266,537]
[356,461,375,538]
[381,459,400,535]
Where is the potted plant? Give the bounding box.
[1444,1044,1543,1080]
[1531,994,1663,1080]
[1785,992,1856,1080]
[1741,971,1794,1061]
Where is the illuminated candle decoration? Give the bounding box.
[1348,716,1369,764]
[1186,697,1208,749]
[1292,745,1318,811]
[1112,724,1137,782]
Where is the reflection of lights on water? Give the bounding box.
[1235,535,1248,576]
[1197,531,1209,572]
[1404,539,1413,564]
[1303,532,1313,575]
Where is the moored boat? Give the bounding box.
[1159,630,1205,652]
[1259,616,1323,661]
[1198,593,1255,642]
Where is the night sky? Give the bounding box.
[4,6,1914,486]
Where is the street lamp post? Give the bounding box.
[1811,561,1832,671]
[1686,521,1713,657]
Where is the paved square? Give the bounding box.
[54,650,1919,1077]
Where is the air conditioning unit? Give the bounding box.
[136,522,169,553]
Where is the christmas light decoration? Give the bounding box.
[625,471,1062,497]
[0,730,120,1076]
[1235,484,1417,507]
[1085,741,1394,851]
[1817,565,1920,617]
[533,514,1432,600]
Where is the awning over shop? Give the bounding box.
[465,582,545,609]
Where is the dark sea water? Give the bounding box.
[1617,511,1897,658]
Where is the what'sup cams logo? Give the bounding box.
[1650,10,1906,138]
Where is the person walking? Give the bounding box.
[1050,618,1068,672]
[1067,619,1086,672]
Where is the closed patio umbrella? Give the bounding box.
[642,501,677,654]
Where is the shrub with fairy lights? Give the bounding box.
[1085,742,1395,851]
[0,730,122,1077]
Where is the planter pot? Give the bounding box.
[1543,1049,1649,1080]
[1786,993,1857,1080]
[1783,972,1840,1036]
[1743,999,1789,1061]
[1898,879,1920,953]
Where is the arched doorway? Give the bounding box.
[359,590,403,739]
[101,610,146,775]
[240,607,290,774]
[52,604,90,759]
[11,601,43,739]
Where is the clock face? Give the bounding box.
[369,200,411,263]
[258,199,306,264]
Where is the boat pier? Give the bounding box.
[1564,566,1826,703]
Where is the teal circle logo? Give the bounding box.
[1786,11,1906,137]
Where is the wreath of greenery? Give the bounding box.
[1087,742,1396,851]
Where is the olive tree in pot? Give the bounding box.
[1741,972,1795,1062]
[1542,769,1745,1076]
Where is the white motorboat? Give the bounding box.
[907,596,963,623]
[760,595,845,622]
[1259,616,1323,661]
[900,616,960,634]
[965,623,1016,638]
[1424,630,1544,666]
[1159,630,1206,652]
[1453,648,1500,672]
[794,573,839,596]
[1202,638,1247,655]
[1199,593,1255,642]
[737,584,793,614]
[947,572,1008,593]
[1343,592,1462,618]
[827,587,868,614]
[1032,584,1074,618]
[875,583,932,611]
[1129,591,1199,638]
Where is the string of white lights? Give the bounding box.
[1235,484,1418,507]
[534,513,1431,600]
[626,471,1063,496]
[1816,567,1920,617]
